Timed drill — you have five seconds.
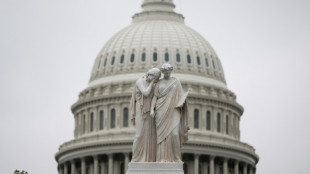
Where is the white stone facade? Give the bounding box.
[55,1,259,174]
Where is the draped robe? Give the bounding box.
[154,77,189,162]
[130,77,157,162]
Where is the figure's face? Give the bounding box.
[147,73,155,81]
[163,70,172,78]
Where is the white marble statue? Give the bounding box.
[130,68,161,162]
[150,63,190,162]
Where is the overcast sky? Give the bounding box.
[1,0,310,173]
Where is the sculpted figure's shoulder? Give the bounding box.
[135,76,144,86]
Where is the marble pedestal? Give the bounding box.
[126,162,184,174]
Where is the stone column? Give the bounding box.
[209,156,215,174]
[243,164,248,174]
[249,166,253,174]
[100,162,105,174]
[81,158,86,174]
[223,158,228,174]
[108,153,113,174]
[194,154,200,174]
[64,163,68,174]
[124,153,130,172]
[234,161,239,174]
[59,165,64,174]
[71,160,76,174]
[94,155,99,174]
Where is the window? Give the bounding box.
[196,56,201,65]
[100,110,104,130]
[111,56,115,65]
[176,53,181,62]
[130,53,135,63]
[104,58,107,67]
[83,115,86,133]
[120,55,124,64]
[194,109,199,129]
[97,59,101,69]
[141,52,146,62]
[153,52,157,62]
[217,113,221,132]
[205,58,209,67]
[165,52,169,62]
[212,60,216,69]
[111,109,116,128]
[123,108,129,127]
[206,111,211,130]
[187,54,191,64]
[90,112,94,132]
[226,115,229,135]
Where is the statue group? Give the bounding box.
[130,63,190,163]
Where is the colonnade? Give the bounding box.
[58,153,256,174]
[183,154,256,174]
[58,153,130,174]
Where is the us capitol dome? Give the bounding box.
[55,0,259,174]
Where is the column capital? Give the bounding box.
[107,153,113,157]
[194,154,200,158]
[223,157,228,162]
[93,155,99,159]
[209,155,215,160]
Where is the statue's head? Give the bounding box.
[146,68,161,81]
[160,63,173,78]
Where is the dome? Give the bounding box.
[89,0,226,89]
[55,1,259,174]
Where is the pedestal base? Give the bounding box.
[126,162,184,174]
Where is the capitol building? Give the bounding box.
[55,0,259,174]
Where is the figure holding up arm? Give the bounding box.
[130,68,161,162]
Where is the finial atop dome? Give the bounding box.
[132,0,184,23]
[142,0,176,12]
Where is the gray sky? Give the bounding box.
[1,0,310,173]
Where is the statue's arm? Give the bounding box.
[136,78,154,96]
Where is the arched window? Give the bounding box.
[123,108,129,127]
[130,53,135,63]
[141,52,146,62]
[217,113,221,132]
[226,115,229,135]
[153,52,157,62]
[100,110,104,130]
[194,109,199,129]
[111,56,115,65]
[196,56,201,65]
[212,60,216,69]
[205,58,209,67]
[104,58,107,67]
[187,54,191,64]
[83,114,86,133]
[90,112,94,132]
[97,59,101,69]
[165,52,169,62]
[176,53,181,63]
[206,111,211,130]
[120,54,125,64]
[111,109,116,128]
